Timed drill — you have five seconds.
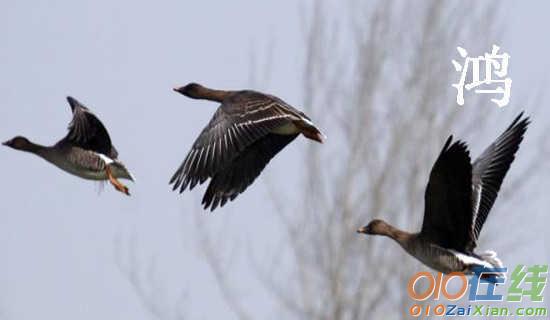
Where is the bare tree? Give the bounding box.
[200,1,547,319]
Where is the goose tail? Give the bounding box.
[296,120,325,143]
[479,250,506,283]
[480,250,504,269]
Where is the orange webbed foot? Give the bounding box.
[106,165,131,196]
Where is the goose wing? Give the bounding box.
[61,96,118,159]
[201,133,298,211]
[470,112,529,247]
[422,136,474,252]
[170,92,301,194]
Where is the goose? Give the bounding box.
[3,96,134,195]
[357,112,530,280]
[170,83,325,211]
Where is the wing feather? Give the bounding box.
[169,96,296,194]
[469,112,529,247]
[201,133,298,211]
[422,136,474,252]
[61,96,118,159]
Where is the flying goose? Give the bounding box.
[170,83,325,211]
[3,96,134,195]
[357,112,530,280]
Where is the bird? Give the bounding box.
[170,83,325,211]
[3,96,134,195]
[357,112,530,280]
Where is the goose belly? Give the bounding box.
[53,159,108,180]
[42,152,108,181]
[71,167,108,180]
[408,244,469,274]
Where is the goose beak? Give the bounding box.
[2,140,8,146]
[173,87,182,93]
[356,226,367,234]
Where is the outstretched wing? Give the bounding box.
[61,96,118,159]
[201,133,298,211]
[470,112,530,246]
[169,93,299,193]
[422,136,474,252]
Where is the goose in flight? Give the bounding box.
[3,96,134,195]
[357,112,529,280]
[170,83,325,211]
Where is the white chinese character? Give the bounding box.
[452,45,512,107]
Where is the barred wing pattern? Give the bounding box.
[469,113,529,248]
[170,94,303,210]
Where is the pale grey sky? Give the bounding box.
[1,1,549,319]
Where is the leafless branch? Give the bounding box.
[186,1,546,319]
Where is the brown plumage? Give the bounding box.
[170,83,325,211]
[358,112,530,280]
[3,96,134,195]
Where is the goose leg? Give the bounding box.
[106,165,130,196]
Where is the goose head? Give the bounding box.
[357,219,391,236]
[3,136,35,152]
[173,83,205,99]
